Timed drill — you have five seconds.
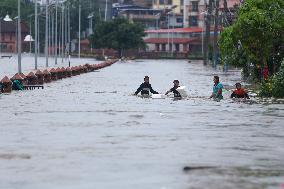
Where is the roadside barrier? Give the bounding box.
[0,59,118,94]
[35,70,44,85]
[0,76,12,93]
[43,70,52,83]
[26,72,38,85]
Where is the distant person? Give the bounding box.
[210,75,223,100]
[165,80,182,98]
[263,65,269,80]
[134,76,159,96]
[231,83,250,99]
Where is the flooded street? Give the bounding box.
[0,59,283,189]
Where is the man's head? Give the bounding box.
[235,82,241,89]
[173,80,179,87]
[144,76,149,83]
[213,76,219,84]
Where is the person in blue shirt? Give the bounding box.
[210,75,223,100]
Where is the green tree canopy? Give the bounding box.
[90,18,146,57]
[219,0,284,78]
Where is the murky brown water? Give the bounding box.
[0,59,283,189]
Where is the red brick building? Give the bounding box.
[0,21,29,53]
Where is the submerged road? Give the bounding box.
[0,59,283,189]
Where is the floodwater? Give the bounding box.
[0,58,283,189]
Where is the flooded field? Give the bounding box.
[0,58,283,189]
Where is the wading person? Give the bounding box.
[231,83,250,99]
[134,76,159,96]
[210,75,223,101]
[165,80,182,99]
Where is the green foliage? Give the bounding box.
[219,0,284,79]
[270,61,284,98]
[259,60,284,98]
[90,18,146,57]
[258,80,273,97]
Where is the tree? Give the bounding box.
[219,0,284,80]
[90,18,146,57]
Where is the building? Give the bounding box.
[144,27,202,54]
[183,0,241,28]
[113,3,162,29]
[113,0,153,8]
[151,0,184,28]
[0,21,29,53]
[152,0,184,15]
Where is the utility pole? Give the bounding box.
[45,0,49,67]
[49,9,51,57]
[55,0,58,64]
[68,3,71,67]
[213,0,220,68]
[203,0,213,65]
[29,15,32,53]
[78,2,81,58]
[65,4,67,60]
[51,10,54,57]
[61,5,64,63]
[35,0,38,70]
[68,3,71,58]
[104,0,108,21]
[59,10,61,61]
[17,0,22,73]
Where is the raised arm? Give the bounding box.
[134,84,143,95]
[149,85,159,94]
[165,88,173,95]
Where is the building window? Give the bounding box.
[175,44,180,52]
[167,0,172,4]
[189,16,198,26]
[159,0,165,5]
[180,0,184,6]
[192,1,198,12]
[162,44,166,51]
[176,17,183,23]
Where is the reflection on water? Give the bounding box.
[0,59,283,189]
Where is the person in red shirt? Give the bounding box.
[263,65,269,80]
[231,83,250,99]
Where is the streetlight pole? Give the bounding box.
[65,5,67,60]
[167,13,170,52]
[45,0,49,67]
[61,5,64,63]
[68,3,71,66]
[104,0,108,21]
[55,0,58,64]
[0,17,2,54]
[171,12,174,56]
[35,0,38,70]
[17,0,22,73]
[78,2,81,58]
[52,10,54,57]
[29,15,32,53]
